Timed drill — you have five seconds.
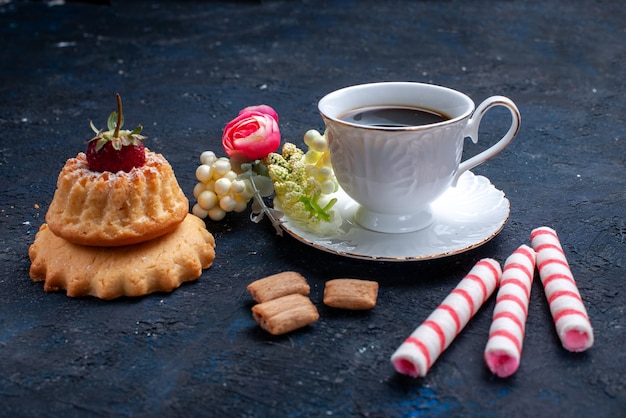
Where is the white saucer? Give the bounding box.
[278,171,510,262]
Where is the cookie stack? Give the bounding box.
[29,150,216,299]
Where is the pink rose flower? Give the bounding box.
[222,105,280,161]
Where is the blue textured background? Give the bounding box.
[0,0,624,416]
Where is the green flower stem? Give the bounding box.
[114,93,122,138]
[299,193,337,222]
[322,198,338,213]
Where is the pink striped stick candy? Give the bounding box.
[484,245,536,377]
[530,226,594,352]
[391,258,502,378]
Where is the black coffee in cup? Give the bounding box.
[339,106,450,127]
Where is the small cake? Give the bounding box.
[29,213,215,299]
[45,150,188,247]
[29,94,215,299]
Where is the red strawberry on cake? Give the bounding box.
[86,94,147,173]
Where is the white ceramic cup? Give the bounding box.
[318,82,520,233]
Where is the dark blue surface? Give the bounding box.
[0,0,625,416]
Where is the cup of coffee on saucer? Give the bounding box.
[318,81,521,234]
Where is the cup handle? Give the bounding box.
[452,95,521,186]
